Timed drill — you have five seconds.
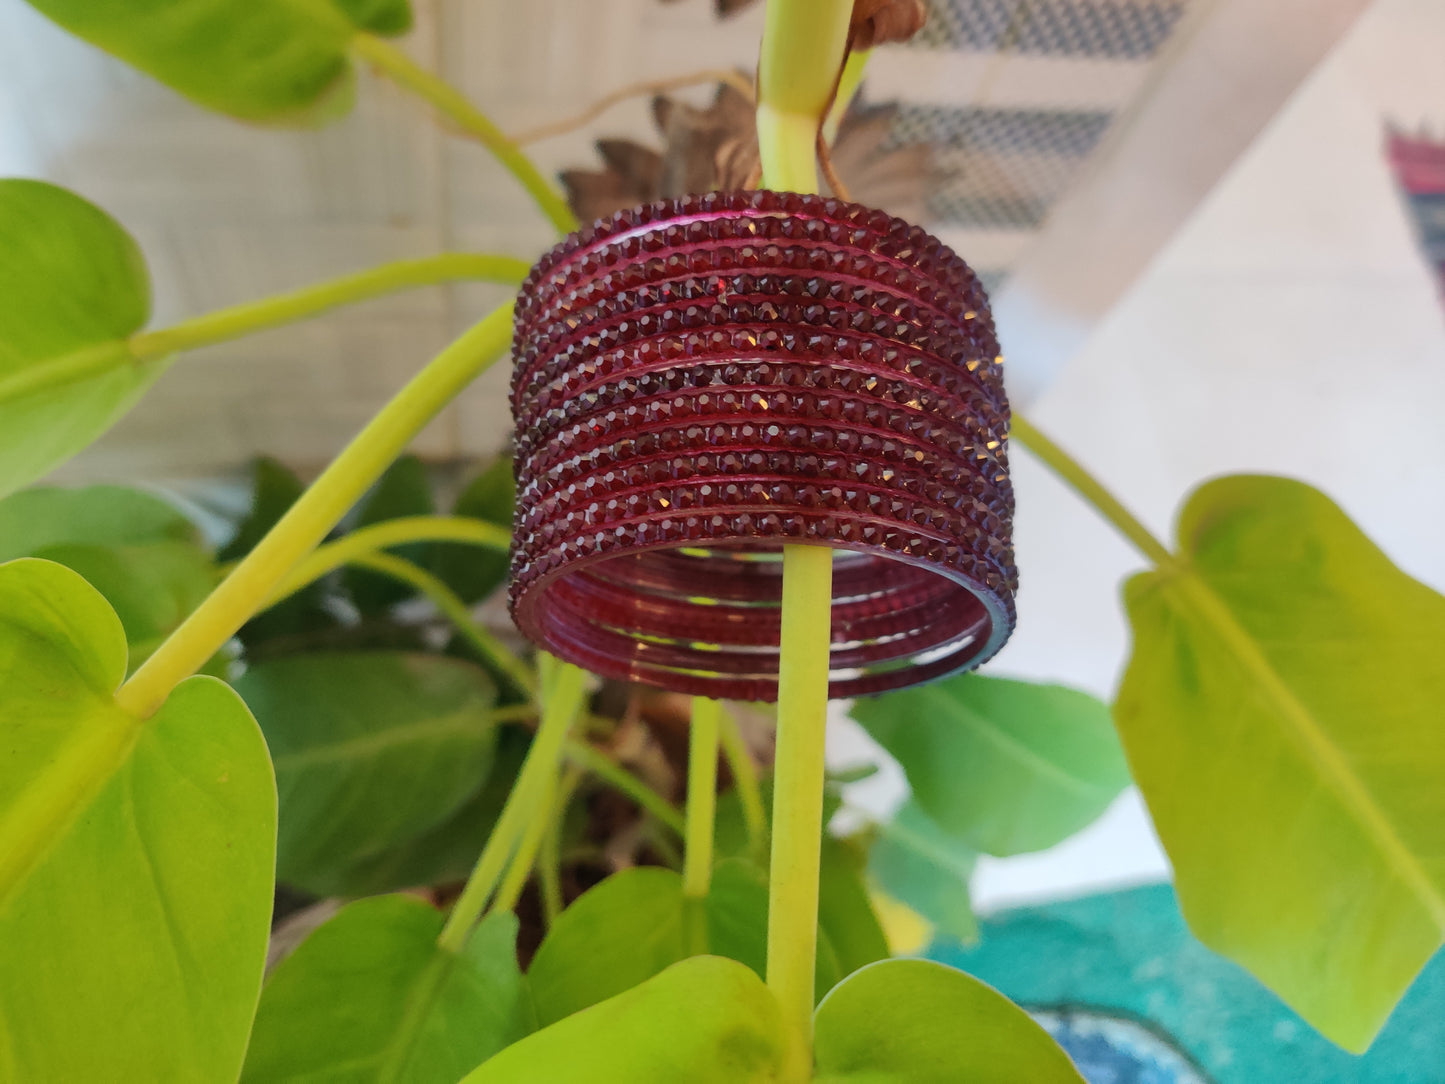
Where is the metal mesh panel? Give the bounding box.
[917,0,1190,60]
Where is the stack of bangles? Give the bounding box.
[508,189,1016,702]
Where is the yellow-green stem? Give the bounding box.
[1009,414,1176,569]
[115,301,516,718]
[491,770,558,915]
[565,740,685,836]
[438,660,588,954]
[353,33,578,235]
[758,2,851,1076]
[129,254,528,360]
[718,706,768,860]
[261,514,512,604]
[538,765,584,927]
[2,255,527,407]
[767,544,834,1070]
[683,698,722,900]
[347,551,536,700]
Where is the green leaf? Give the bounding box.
[818,836,892,977]
[462,956,786,1083]
[813,958,1084,1083]
[34,540,219,673]
[0,181,164,499]
[344,454,436,614]
[222,457,341,651]
[1115,474,1445,1052]
[24,0,411,123]
[233,651,498,896]
[702,857,843,999]
[868,799,978,943]
[527,862,842,1028]
[0,483,197,558]
[0,557,275,1081]
[852,672,1130,856]
[431,455,516,605]
[242,896,532,1083]
[527,867,688,1027]
[0,484,218,673]
[314,723,530,896]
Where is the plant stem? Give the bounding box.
[718,705,768,860]
[347,551,537,700]
[115,302,516,718]
[757,2,851,1076]
[352,33,578,235]
[564,740,685,836]
[683,698,722,900]
[1008,414,1177,569]
[538,766,584,927]
[261,514,512,603]
[490,770,559,916]
[822,48,870,145]
[767,544,834,1063]
[128,254,529,361]
[438,660,588,954]
[3,255,526,408]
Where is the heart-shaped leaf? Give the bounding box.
[0,181,165,499]
[813,958,1084,1083]
[869,799,979,943]
[852,673,1129,856]
[1116,475,1445,1051]
[462,956,786,1083]
[242,895,532,1083]
[527,862,842,1028]
[35,540,219,672]
[232,651,498,896]
[24,0,411,122]
[0,557,275,1080]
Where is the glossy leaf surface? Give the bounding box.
[243,896,531,1083]
[462,956,785,1083]
[0,181,163,498]
[813,958,1084,1083]
[852,673,1129,856]
[1116,475,1445,1051]
[0,558,275,1080]
[24,0,411,122]
[233,651,498,896]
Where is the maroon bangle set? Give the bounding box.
[508,190,1016,701]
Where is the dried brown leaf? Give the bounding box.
[562,75,932,225]
[850,0,928,49]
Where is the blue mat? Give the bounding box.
[931,884,1445,1083]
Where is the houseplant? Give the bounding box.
[1,0,1442,1079]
